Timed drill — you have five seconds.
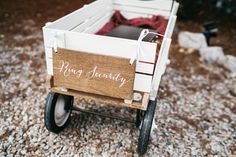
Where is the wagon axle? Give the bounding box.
[44,92,157,155]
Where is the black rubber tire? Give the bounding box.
[135,109,145,128]
[137,99,157,155]
[44,92,73,133]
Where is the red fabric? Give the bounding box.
[96,11,168,35]
[96,11,167,63]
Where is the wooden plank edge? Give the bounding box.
[142,93,149,110]
[46,75,54,88]
[50,87,147,110]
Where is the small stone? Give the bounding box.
[0,128,7,138]
[35,150,40,155]
[8,136,14,144]
[229,82,236,97]
[199,46,225,63]
[19,140,24,144]
[127,152,133,157]
[187,48,195,54]
[223,55,236,74]
[178,31,207,49]
[179,48,185,53]
[20,149,27,155]
[91,146,96,153]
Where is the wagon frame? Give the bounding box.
[42,0,179,155]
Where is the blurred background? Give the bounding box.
[0,0,236,156]
[178,0,236,22]
[1,0,235,54]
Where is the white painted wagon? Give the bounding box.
[42,0,178,155]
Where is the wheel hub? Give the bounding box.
[54,95,70,127]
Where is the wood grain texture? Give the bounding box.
[71,9,109,32]
[50,87,148,110]
[46,57,153,92]
[46,75,54,88]
[45,0,112,31]
[151,38,171,99]
[64,31,156,63]
[113,0,173,11]
[53,48,135,100]
[113,5,170,17]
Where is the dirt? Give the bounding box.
[177,21,236,56]
[1,1,236,156]
[0,0,92,27]
[1,0,235,55]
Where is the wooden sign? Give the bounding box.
[53,48,136,100]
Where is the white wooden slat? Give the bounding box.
[166,15,177,38]
[157,39,170,75]
[134,73,152,93]
[136,62,154,74]
[119,10,150,19]
[163,16,172,37]
[45,47,53,58]
[43,28,52,48]
[166,2,179,38]
[113,5,170,17]
[149,5,178,99]
[83,12,114,34]
[43,28,66,48]
[64,31,156,63]
[45,56,154,75]
[46,58,53,75]
[46,57,152,93]
[120,10,169,20]
[163,39,172,64]
[46,0,112,31]
[113,0,173,11]
[150,38,171,99]
[171,2,179,16]
[72,7,110,32]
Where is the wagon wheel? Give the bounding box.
[137,99,157,155]
[44,91,74,133]
[135,109,145,128]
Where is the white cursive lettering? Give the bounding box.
[86,66,129,88]
[54,60,83,78]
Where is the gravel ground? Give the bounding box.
[1,13,236,157]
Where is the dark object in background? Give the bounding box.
[177,0,236,22]
[203,21,218,45]
[105,25,157,42]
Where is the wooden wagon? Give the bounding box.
[42,0,179,155]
